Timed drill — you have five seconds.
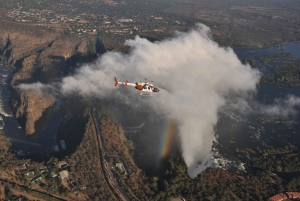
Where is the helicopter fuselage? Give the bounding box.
[114,77,160,96]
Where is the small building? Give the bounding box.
[115,163,126,174]
[286,192,300,199]
[60,140,67,150]
[31,176,42,183]
[57,161,68,169]
[25,171,34,176]
[61,164,68,170]
[53,145,59,152]
[59,170,69,179]
[50,172,58,178]
[269,193,288,201]
[19,163,28,170]
[17,150,25,156]
[153,16,163,20]
[57,161,67,169]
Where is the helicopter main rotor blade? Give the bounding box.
[133,73,170,92]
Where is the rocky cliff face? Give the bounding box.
[0,20,108,135]
[10,54,38,85]
[0,21,59,65]
[10,90,56,135]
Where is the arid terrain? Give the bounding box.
[0,0,300,200]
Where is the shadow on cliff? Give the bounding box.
[54,96,90,159]
[65,38,105,69]
[107,100,182,177]
[7,38,106,85]
[5,39,107,162]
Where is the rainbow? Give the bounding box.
[156,118,177,165]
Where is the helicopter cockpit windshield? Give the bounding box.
[142,85,152,91]
[141,85,154,96]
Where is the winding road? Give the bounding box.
[91,109,129,201]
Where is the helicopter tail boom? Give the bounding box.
[114,77,136,87]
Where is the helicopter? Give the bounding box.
[114,77,160,96]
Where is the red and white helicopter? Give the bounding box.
[114,77,160,96]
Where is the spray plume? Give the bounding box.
[262,95,300,116]
[19,24,261,178]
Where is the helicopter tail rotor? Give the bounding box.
[114,77,118,86]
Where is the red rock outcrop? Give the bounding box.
[10,90,56,134]
[0,20,101,136]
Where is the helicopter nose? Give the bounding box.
[153,88,160,92]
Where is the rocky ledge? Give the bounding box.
[0,20,110,135]
[10,89,56,134]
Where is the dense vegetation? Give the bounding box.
[0,133,69,200]
[97,112,154,200]
[71,110,300,201]
[56,96,90,155]
[256,53,294,65]
[66,117,114,200]
[240,52,300,87]
[2,108,300,200]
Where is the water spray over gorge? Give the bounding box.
[20,23,261,178]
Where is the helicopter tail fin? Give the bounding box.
[114,77,118,86]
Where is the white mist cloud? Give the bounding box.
[225,94,300,117]
[17,82,56,94]
[262,95,300,116]
[19,24,261,178]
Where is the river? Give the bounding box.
[214,42,300,168]
[0,63,63,154]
